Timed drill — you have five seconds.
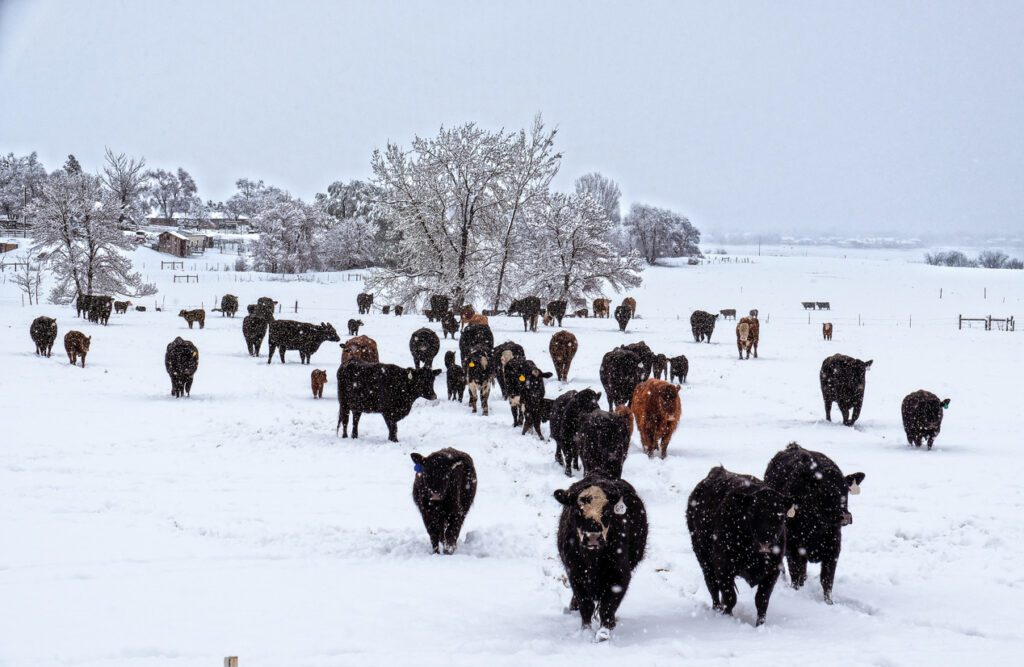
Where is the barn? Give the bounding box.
[157,231,190,258]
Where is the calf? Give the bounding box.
[577,408,632,479]
[652,354,667,380]
[574,307,588,318]
[135,306,147,312]
[459,323,494,367]
[336,361,441,441]
[901,390,951,449]
[178,309,206,330]
[356,292,373,314]
[311,369,328,398]
[90,296,113,325]
[382,305,391,315]
[619,341,655,379]
[690,310,718,343]
[668,355,689,383]
[165,337,199,398]
[444,350,465,402]
[412,448,477,554]
[347,318,364,336]
[409,327,440,369]
[736,316,760,359]
[114,300,132,314]
[218,294,239,317]
[463,345,493,415]
[459,305,476,330]
[720,308,737,320]
[820,354,873,426]
[394,305,404,316]
[503,356,540,427]
[518,363,553,440]
[340,335,379,364]
[63,330,91,367]
[242,314,269,356]
[631,379,681,459]
[599,348,644,411]
[509,296,541,332]
[592,298,611,318]
[267,320,340,364]
[441,311,459,339]
[765,442,865,604]
[686,466,794,626]
[614,305,631,332]
[491,340,525,399]
[621,297,636,318]
[550,388,603,477]
[822,322,833,341]
[247,297,277,322]
[30,316,58,357]
[430,295,450,318]
[555,476,648,642]
[547,300,567,327]
[549,330,578,382]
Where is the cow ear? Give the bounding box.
[864,359,874,369]
[942,398,951,409]
[553,489,572,506]
[595,392,602,401]
[542,371,553,379]
[433,368,442,377]
[846,473,865,494]
[410,453,424,465]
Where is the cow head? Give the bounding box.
[740,488,794,556]
[411,452,462,502]
[523,366,553,399]
[82,336,92,352]
[554,484,628,550]
[576,388,603,413]
[320,323,341,342]
[406,367,442,400]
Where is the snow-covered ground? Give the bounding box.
[1,245,1021,665]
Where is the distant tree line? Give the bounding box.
[924,250,1023,270]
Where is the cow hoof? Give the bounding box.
[594,627,611,642]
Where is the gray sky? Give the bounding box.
[2,0,1022,235]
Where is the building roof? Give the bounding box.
[159,230,190,241]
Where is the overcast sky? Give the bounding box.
[1,0,1021,235]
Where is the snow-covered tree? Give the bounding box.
[574,172,621,225]
[250,192,329,273]
[226,178,282,219]
[144,167,200,223]
[977,250,1009,269]
[101,148,147,227]
[0,151,48,221]
[28,170,156,303]
[624,203,701,264]
[64,154,82,174]
[10,250,45,305]
[521,192,643,301]
[316,179,388,268]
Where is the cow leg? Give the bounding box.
[754,572,779,626]
[753,342,758,358]
[701,571,722,610]
[468,383,478,413]
[659,432,671,459]
[67,350,75,365]
[577,598,596,629]
[337,406,349,437]
[279,347,286,363]
[840,404,852,425]
[386,417,398,442]
[481,383,490,416]
[719,579,737,616]
[555,440,564,465]
[185,377,193,396]
[599,578,629,630]
[267,344,275,364]
[443,514,466,554]
[824,399,833,421]
[850,403,862,425]
[351,412,361,438]
[820,557,838,604]
[787,552,807,589]
[927,435,935,450]
[80,353,86,368]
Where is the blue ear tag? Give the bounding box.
[414,463,424,473]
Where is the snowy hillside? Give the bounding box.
[1,245,1021,666]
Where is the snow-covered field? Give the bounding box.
[1,246,1022,666]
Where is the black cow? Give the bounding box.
[89,296,113,325]
[503,356,539,427]
[668,355,689,383]
[550,389,603,477]
[459,323,493,366]
[247,297,277,321]
[219,294,239,317]
[518,363,553,440]
[686,466,794,626]
[599,349,645,411]
[819,354,873,426]
[411,448,478,554]
[347,318,363,336]
[577,409,632,479]
[430,295,450,318]
[765,442,865,604]
[444,350,465,402]
[409,327,440,369]
[75,293,93,318]
[901,390,950,449]
[441,311,459,339]
[165,337,199,398]
[690,310,718,343]
[491,341,525,399]
[356,292,373,314]
[547,300,567,327]
[555,476,648,641]
[30,316,58,357]
[463,345,493,415]
[652,354,667,380]
[619,341,655,379]
[613,305,631,332]
[242,314,269,357]
[509,296,541,332]
[336,361,441,442]
[267,320,340,364]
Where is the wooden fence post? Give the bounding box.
[294,300,298,313]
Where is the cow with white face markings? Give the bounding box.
[554,475,648,642]
[411,448,477,555]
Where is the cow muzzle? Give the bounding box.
[578,529,606,550]
[841,511,853,527]
[429,492,443,502]
[758,542,779,555]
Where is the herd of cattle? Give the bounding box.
[25,288,953,641]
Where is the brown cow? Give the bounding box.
[622,297,636,318]
[574,308,588,318]
[460,305,476,331]
[64,330,91,368]
[631,379,681,459]
[178,309,206,329]
[466,314,489,328]
[340,335,380,364]
[822,322,833,341]
[593,298,611,318]
[736,316,760,360]
[114,300,132,314]
[311,369,328,398]
[549,330,578,382]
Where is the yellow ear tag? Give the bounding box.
[468,361,475,367]
[519,374,526,382]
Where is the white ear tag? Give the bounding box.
[614,499,627,515]
[787,505,797,518]
[408,371,413,380]
[849,482,861,495]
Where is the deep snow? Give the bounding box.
[1,246,1021,666]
